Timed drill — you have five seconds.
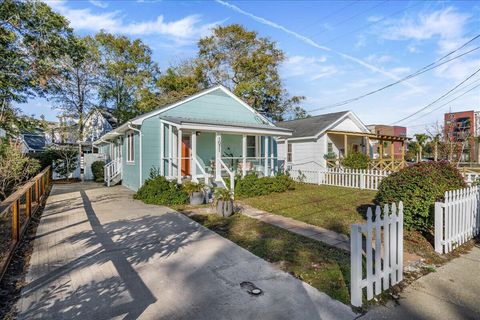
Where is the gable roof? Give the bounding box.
[276,111,350,139]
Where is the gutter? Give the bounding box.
[128,123,142,188]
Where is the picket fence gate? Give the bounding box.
[288,168,390,190]
[350,202,404,307]
[434,186,480,254]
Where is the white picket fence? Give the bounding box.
[350,202,404,307]
[434,186,480,254]
[288,168,391,190]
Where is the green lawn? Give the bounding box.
[189,213,351,304]
[240,183,377,235]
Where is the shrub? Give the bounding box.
[342,152,370,169]
[234,173,295,198]
[134,175,188,205]
[46,145,79,179]
[375,161,466,232]
[91,161,105,182]
[183,181,205,194]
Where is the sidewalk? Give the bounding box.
[239,203,350,251]
[362,243,480,319]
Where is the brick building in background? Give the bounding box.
[366,125,407,159]
[444,110,480,162]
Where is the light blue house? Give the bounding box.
[93,85,292,191]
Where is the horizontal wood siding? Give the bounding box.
[142,117,161,183]
[162,89,262,125]
[122,131,140,191]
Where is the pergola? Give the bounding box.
[325,130,410,171]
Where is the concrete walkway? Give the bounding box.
[16,183,356,320]
[363,244,480,320]
[239,203,350,251]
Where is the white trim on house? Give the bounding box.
[131,85,274,127]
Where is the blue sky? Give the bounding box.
[20,0,480,135]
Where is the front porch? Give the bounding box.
[325,130,409,171]
[159,117,290,189]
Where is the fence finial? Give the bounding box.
[375,205,382,221]
[391,202,397,217]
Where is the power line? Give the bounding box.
[308,0,389,39]
[322,1,422,45]
[406,81,480,123]
[392,67,480,124]
[307,34,480,112]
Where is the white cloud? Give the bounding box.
[282,55,338,81]
[215,0,419,90]
[366,54,393,63]
[435,58,480,81]
[390,67,411,75]
[48,0,221,43]
[89,0,108,9]
[385,7,469,41]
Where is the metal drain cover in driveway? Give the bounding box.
[240,281,263,296]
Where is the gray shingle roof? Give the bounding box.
[275,111,350,138]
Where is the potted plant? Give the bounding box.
[183,181,206,205]
[213,187,234,217]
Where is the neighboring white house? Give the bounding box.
[276,111,373,171]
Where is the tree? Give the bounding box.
[47,145,79,180]
[413,133,429,162]
[95,31,159,123]
[197,24,306,121]
[0,0,71,133]
[0,139,40,200]
[49,35,100,143]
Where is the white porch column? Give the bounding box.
[191,131,198,182]
[284,139,288,173]
[160,122,164,176]
[168,124,173,178]
[242,134,247,177]
[264,136,269,176]
[215,132,222,181]
[177,128,182,183]
[270,137,274,176]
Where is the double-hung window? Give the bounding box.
[287,142,293,162]
[126,131,135,163]
[246,136,257,157]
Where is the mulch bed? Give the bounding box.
[0,194,48,319]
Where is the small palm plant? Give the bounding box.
[213,187,234,217]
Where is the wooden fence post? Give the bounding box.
[434,202,443,254]
[12,199,20,241]
[350,224,362,307]
[25,186,32,218]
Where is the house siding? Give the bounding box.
[122,131,141,191]
[162,89,264,125]
[141,117,161,183]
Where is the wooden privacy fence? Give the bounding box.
[434,186,480,254]
[0,166,52,281]
[350,202,404,307]
[288,168,391,190]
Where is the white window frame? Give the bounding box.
[287,142,293,162]
[246,135,259,158]
[126,131,135,163]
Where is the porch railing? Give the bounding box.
[0,166,52,281]
[104,157,122,187]
[219,159,235,194]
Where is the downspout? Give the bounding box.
[128,124,142,188]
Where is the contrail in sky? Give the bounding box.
[215,0,418,90]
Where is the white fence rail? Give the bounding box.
[350,202,404,307]
[434,186,480,254]
[288,168,391,190]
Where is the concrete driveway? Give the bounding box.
[17,183,355,320]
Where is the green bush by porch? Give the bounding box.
[91,161,105,182]
[375,161,466,232]
[134,175,189,205]
[234,173,295,198]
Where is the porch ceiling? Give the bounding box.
[159,116,292,136]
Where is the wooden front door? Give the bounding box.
[181,136,190,176]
